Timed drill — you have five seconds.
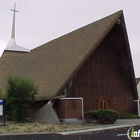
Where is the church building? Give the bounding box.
[0,7,138,122]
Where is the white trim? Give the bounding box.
[134,99,140,116]
[60,97,83,100]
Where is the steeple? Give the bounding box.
[5,3,30,52]
[10,3,19,39]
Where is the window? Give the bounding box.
[98,96,109,109]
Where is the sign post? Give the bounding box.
[0,99,6,126]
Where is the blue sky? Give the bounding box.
[0,0,140,77]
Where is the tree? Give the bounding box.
[5,76,38,122]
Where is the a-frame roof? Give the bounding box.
[4,10,137,100]
[0,51,28,92]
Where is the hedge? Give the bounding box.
[85,109,119,124]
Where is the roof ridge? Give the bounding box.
[32,10,123,51]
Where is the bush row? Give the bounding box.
[85,109,119,124]
[118,113,140,119]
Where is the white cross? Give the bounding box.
[10,3,19,39]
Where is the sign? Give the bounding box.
[0,99,4,116]
[0,99,6,126]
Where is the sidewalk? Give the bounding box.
[58,119,140,135]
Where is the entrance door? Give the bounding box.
[98,96,109,109]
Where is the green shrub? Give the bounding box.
[85,109,119,124]
[84,110,98,116]
[118,113,140,119]
[5,76,38,122]
[97,109,119,124]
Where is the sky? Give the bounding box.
[0,0,140,77]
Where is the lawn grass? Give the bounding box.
[0,121,92,134]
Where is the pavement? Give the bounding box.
[58,119,140,135]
